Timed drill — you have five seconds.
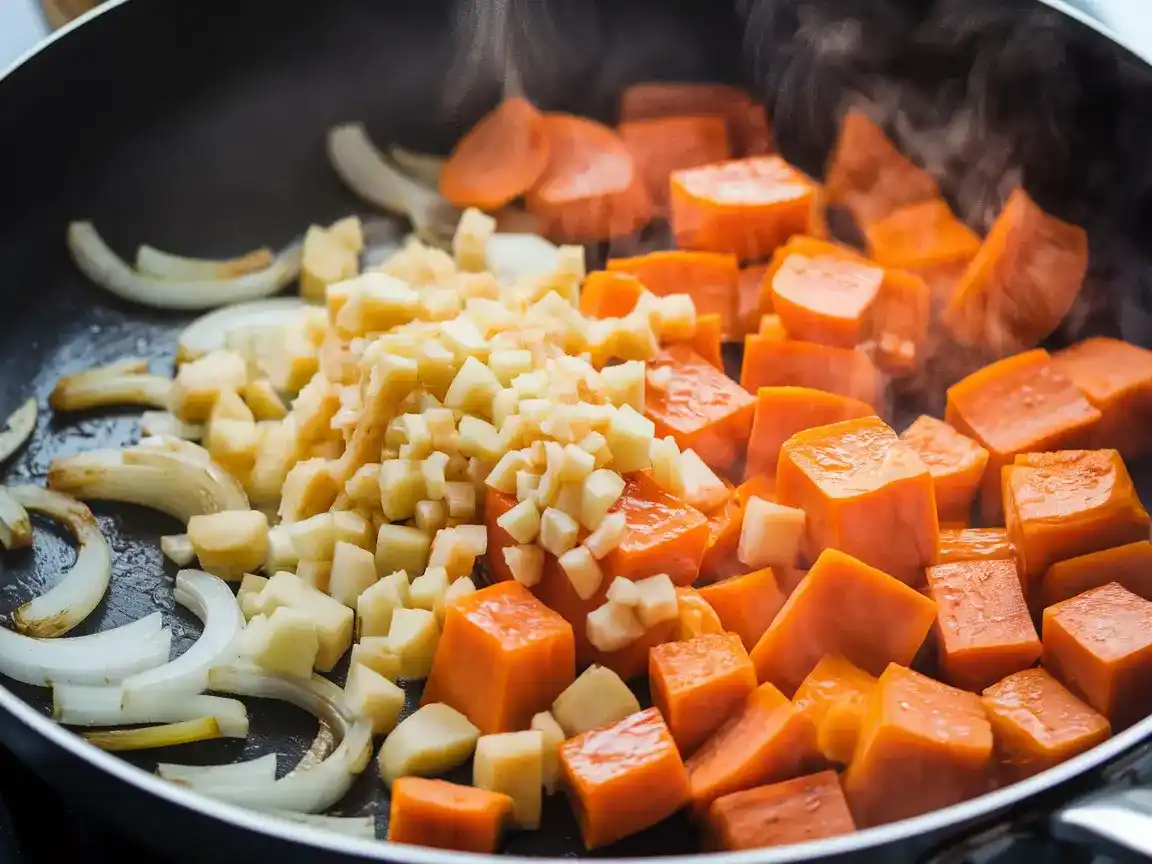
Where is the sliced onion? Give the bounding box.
[133,436,216,465]
[83,716,222,751]
[136,245,275,281]
[0,613,171,686]
[67,222,302,311]
[157,753,278,786]
[7,486,112,638]
[53,686,248,737]
[486,233,561,285]
[0,488,32,549]
[270,811,376,838]
[206,664,373,814]
[0,398,36,465]
[50,368,171,412]
[389,146,445,188]
[176,298,310,365]
[140,412,203,441]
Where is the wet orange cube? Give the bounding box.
[423,581,576,734]
[981,668,1111,779]
[706,771,857,851]
[698,494,745,583]
[741,336,882,408]
[698,568,785,650]
[1041,540,1152,609]
[776,416,939,584]
[900,415,989,525]
[864,198,981,274]
[560,707,690,849]
[926,559,1041,692]
[579,270,645,319]
[1042,582,1152,728]
[650,633,758,756]
[843,664,993,828]
[769,254,884,348]
[945,349,1101,522]
[937,527,1015,564]
[792,654,877,765]
[608,251,740,335]
[388,778,513,853]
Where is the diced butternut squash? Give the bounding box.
[751,548,937,695]
[617,82,769,157]
[899,415,989,525]
[938,527,1014,564]
[422,581,576,734]
[864,198,981,276]
[870,267,931,376]
[645,344,755,476]
[706,771,856,851]
[620,115,732,211]
[685,682,818,818]
[737,264,770,338]
[753,235,868,322]
[776,416,939,584]
[559,707,690,849]
[388,777,513,854]
[1041,540,1152,609]
[734,474,775,509]
[1042,582,1152,727]
[650,633,758,756]
[791,654,876,765]
[698,569,784,650]
[926,559,1041,692]
[578,271,644,320]
[675,312,724,371]
[741,336,881,407]
[608,251,739,335]
[944,349,1101,522]
[698,493,744,583]
[769,253,884,348]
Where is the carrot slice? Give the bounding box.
[440,98,551,210]
[706,771,856,851]
[741,336,882,407]
[618,82,772,157]
[608,251,739,335]
[769,254,885,348]
[792,654,876,765]
[388,777,513,853]
[899,415,989,525]
[620,115,731,210]
[525,114,652,243]
[698,569,785,650]
[578,270,644,319]
[1041,540,1152,609]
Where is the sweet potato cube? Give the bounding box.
[1051,337,1152,461]
[619,115,732,211]
[559,707,690,849]
[870,268,931,377]
[864,198,981,274]
[1042,582,1152,727]
[645,344,755,476]
[792,654,877,765]
[388,777,513,854]
[745,387,874,483]
[938,527,1014,564]
[776,416,939,584]
[751,548,937,695]
[670,156,817,260]
[677,312,724,371]
[734,474,775,508]
[1003,450,1149,584]
[945,349,1101,522]
[753,236,868,322]
[578,271,644,319]
[618,82,770,156]
[1041,540,1152,609]
[698,569,785,650]
[981,668,1111,779]
[926,559,1041,692]
[843,664,993,828]
[769,254,884,348]
[423,581,576,734]
[706,770,856,851]
[698,494,745,583]
[817,700,868,768]
[650,633,758,756]
[608,251,739,335]
[737,264,770,338]
[900,415,989,525]
[741,337,881,407]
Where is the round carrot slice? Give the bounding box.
[439,98,551,210]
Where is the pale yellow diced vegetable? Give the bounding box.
[385,607,440,680]
[579,469,625,531]
[382,236,456,287]
[292,373,339,444]
[551,665,641,738]
[457,416,502,463]
[633,573,678,628]
[558,545,603,601]
[242,379,288,421]
[244,607,319,678]
[539,507,579,557]
[397,413,433,461]
[427,525,486,581]
[496,499,540,545]
[473,731,544,829]
[206,418,260,480]
[279,458,339,523]
[438,576,476,625]
[511,370,549,399]
[456,271,501,302]
[301,224,359,302]
[504,545,544,589]
[738,496,805,570]
[488,350,533,387]
[237,572,269,621]
[599,360,645,412]
[374,523,431,578]
[647,365,673,392]
[439,316,489,361]
[454,208,496,272]
[171,350,249,422]
[605,404,654,474]
[377,703,480,785]
[350,637,401,681]
[332,510,372,549]
[420,451,450,501]
[258,571,354,672]
[210,388,256,424]
[416,340,459,401]
[414,499,448,537]
[443,481,477,520]
[328,215,364,253]
[485,450,527,495]
[187,509,269,581]
[585,602,645,654]
[379,459,426,522]
[409,566,450,612]
[605,576,640,607]
[345,462,382,507]
[444,356,500,418]
[530,711,565,795]
[338,273,420,336]
[356,570,411,638]
[649,435,684,496]
[264,525,298,574]
[345,662,406,735]
[248,416,301,505]
[160,534,196,567]
[559,443,595,483]
[287,512,336,561]
[584,511,627,560]
[515,470,540,504]
[679,448,729,513]
[492,388,520,428]
[654,293,697,341]
[296,559,333,593]
[328,541,379,608]
[551,482,583,522]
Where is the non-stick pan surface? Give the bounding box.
[2,0,1152,861]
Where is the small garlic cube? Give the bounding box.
[605,404,654,473]
[579,469,626,531]
[738,497,805,570]
[356,570,411,638]
[633,573,678,628]
[530,711,566,794]
[328,541,379,608]
[377,703,479,784]
[350,636,401,680]
[539,507,579,557]
[345,662,406,735]
[551,665,641,738]
[599,361,645,412]
[679,449,730,513]
[584,510,627,559]
[585,602,645,653]
[649,435,684,496]
[375,523,431,578]
[504,545,544,588]
[379,459,426,522]
[473,731,544,829]
[605,577,641,607]
[385,607,441,680]
[557,545,603,601]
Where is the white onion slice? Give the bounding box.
[83,716,222,751]
[50,369,171,412]
[0,488,32,549]
[0,398,36,465]
[176,298,310,365]
[140,412,203,441]
[206,664,373,813]
[0,613,171,686]
[67,222,302,311]
[157,753,278,786]
[136,245,275,281]
[270,811,376,838]
[486,233,561,285]
[53,685,248,737]
[389,146,445,187]
[7,486,112,638]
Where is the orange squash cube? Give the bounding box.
[937,527,1014,564]
[706,770,856,851]
[741,336,882,407]
[870,267,931,377]
[753,235,869,322]
[578,270,644,319]
[619,115,731,211]
[698,569,785,650]
[1041,540,1152,609]
[737,264,770,337]
[791,654,877,765]
[864,198,981,275]
[769,254,884,348]
[900,415,989,525]
[698,494,745,583]
[734,474,775,508]
[388,778,513,853]
[608,251,739,335]
[677,312,724,371]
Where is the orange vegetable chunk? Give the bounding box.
[769,254,884,348]
[900,414,990,525]
[741,336,882,407]
[944,349,1101,522]
[618,82,771,157]
[750,548,938,694]
[844,664,993,828]
[1041,540,1152,609]
[791,654,877,765]
[679,312,724,371]
[734,474,775,508]
[754,235,867,322]
[608,251,739,336]
[938,527,1014,564]
[698,568,785,650]
[670,156,817,261]
[1041,582,1152,727]
[686,682,818,817]
[758,314,788,340]
[706,771,856,851]
[776,416,939,584]
[1002,450,1149,583]
[645,344,756,476]
[926,559,1041,692]
[423,581,576,734]
[620,115,731,210]
[981,668,1111,779]
[870,267,931,376]
[675,586,725,641]
[579,270,644,319]
[603,471,710,585]
[698,495,745,583]
[650,633,758,756]
[559,707,690,849]
[864,198,981,274]
[1051,337,1152,461]
[737,264,770,338]
[388,777,513,854]
[745,386,874,483]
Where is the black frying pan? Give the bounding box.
[2,0,1152,861]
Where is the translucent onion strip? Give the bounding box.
[49,368,171,412]
[140,412,204,441]
[270,811,377,839]
[83,716,222,751]
[0,398,36,465]
[0,488,32,549]
[53,685,248,737]
[388,146,445,187]
[7,486,112,638]
[136,245,275,281]
[157,753,278,786]
[67,222,302,311]
[176,298,309,365]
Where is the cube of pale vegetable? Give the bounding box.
[296,559,333,592]
[584,511,626,560]
[242,379,288,421]
[444,482,477,520]
[606,576,641,607]
[171,350,249,422]
[292,373,339,444]
[206,418,260,480]
[328,215,364,253]
[287,513,337,561]
[649,436,684,496]
[439,576,477,625]
[329,542,379,608]
[237,572,269,621]
[473,731,544,829]
[263,322,319,394]
[458,416,502,463]
[512,370,549,399]
[264,525,298,574]
[489,350,533,387]
[300,224,359,302]
[633,574,678,628]
[414,500,448,537]
[375,523,431,578]
[382,235,456,286]
[551,665,641,738]
[738,497,806,570]
[397,413,433,461]
[486,451,528,496]
[504,545,545,588]
[454,208,497,273]
[337,273,420,336]
[279,458,339,523]
[599,361,645,412]
[559,444,596,483]
[248,416,301,505]
[160,534,196,567]
[539,508,579,557]
[350,637,401,681]
[345,463,382,507]
[654,294,697,341]
[356,570,411,638]
[345,662,406,735]
[585,602,645,654]
[332,510,372,549]
[516,470,541,504]
[245,607,319,678]
[457,271,501,301]
[258,571,354,672]
[379,459,426,522]
[605,404,654,473]
[558,546,603,601]
[497,499,541,545]
[492,388,520,428]
[410,566,450,612]
[444,357,501,419]
[187,510,269,581]
[377,703,480,785]
[416,342,459,401]
[420,451,450,501]
[439,316,489,359]
[210,389,256,425]
[428,525,487,581]
[530,711,566,795]
[385,608,440,679]
[679,449,729,513]
[580,469,625,531]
